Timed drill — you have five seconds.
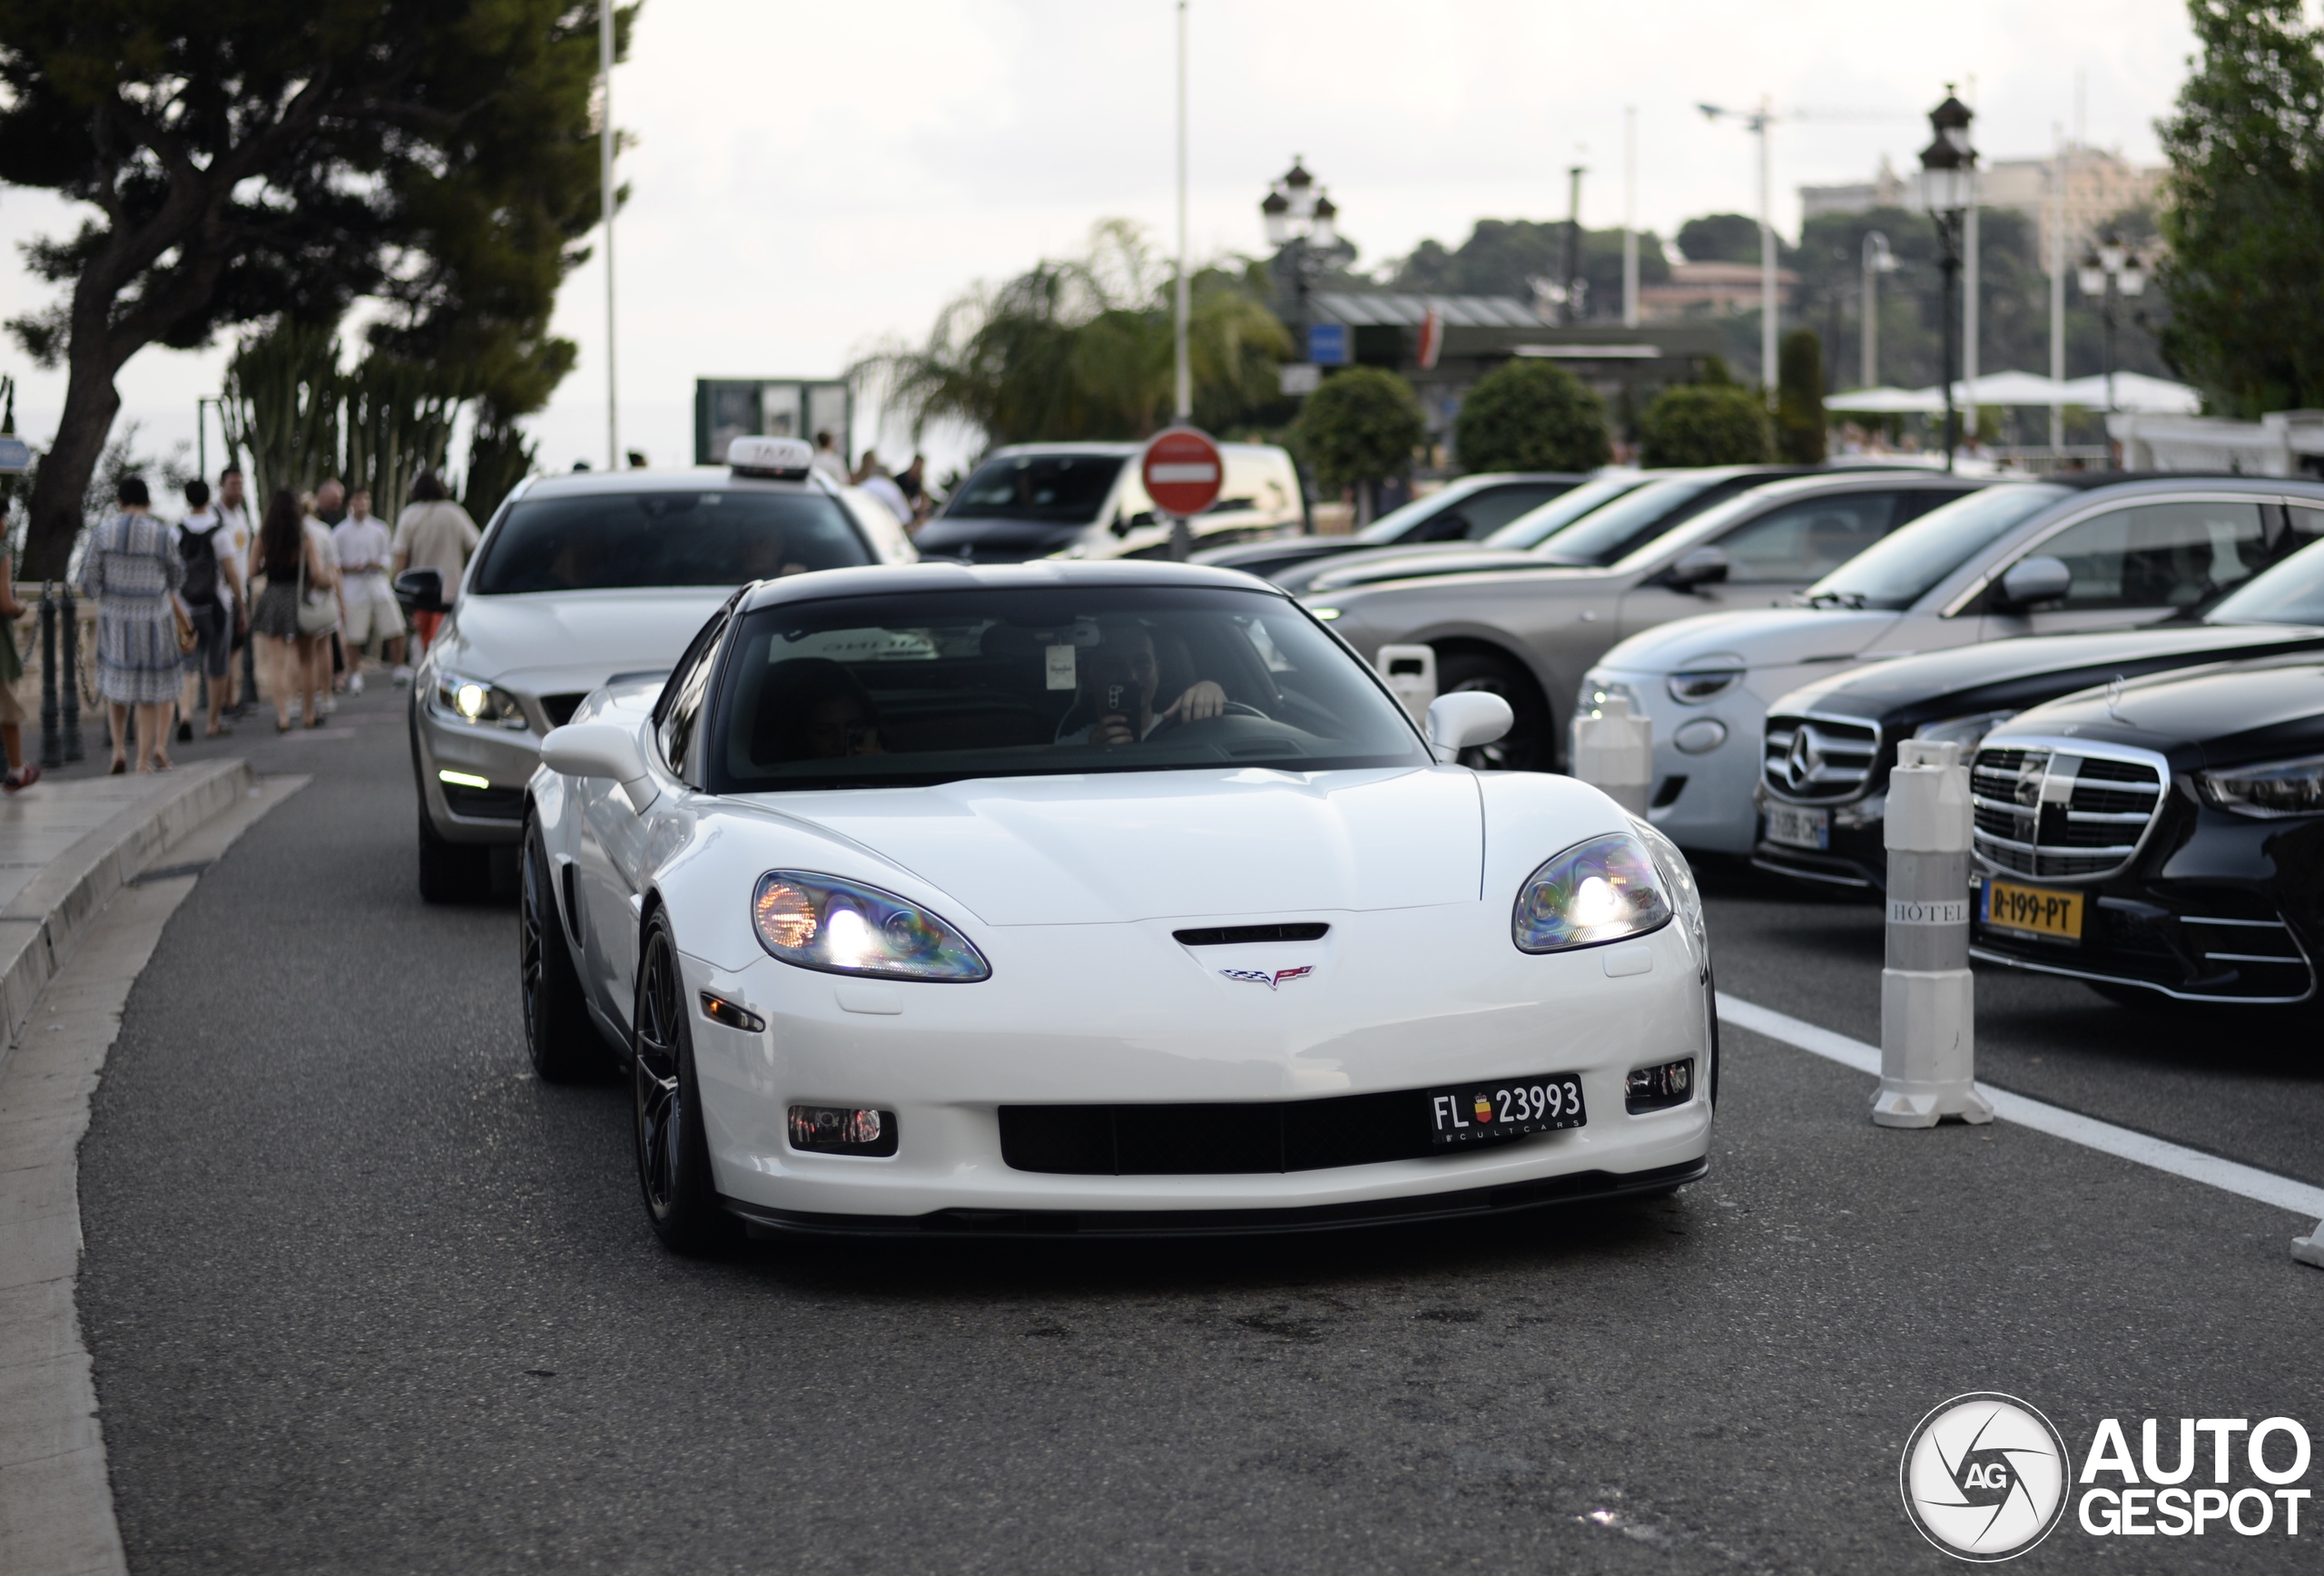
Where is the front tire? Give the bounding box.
[1434,646,1554,772]
[520,821,599,1082]
[632,915,733,1253]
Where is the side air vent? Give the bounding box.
[1173,922,1331,946]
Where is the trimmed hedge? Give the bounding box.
[1639,384,1772,467]
[1453,360,1611,473]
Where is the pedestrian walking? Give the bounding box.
[852,451,913,529]
[215,466,256,715]
[0,543,38,792]
[389,470,479,661]
[331,488,405,690]
[811,429,849,487]
[300,491,342,713]
[79,476,185,773]
[248,488,337,733]
[173,479,246,742]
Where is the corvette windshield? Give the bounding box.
[1800,483,2066,609]
[708,586,1430,792]
[470,490,871,594]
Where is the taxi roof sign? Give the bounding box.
[727,436,815,478]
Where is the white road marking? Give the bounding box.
[1717,993,2324,1220]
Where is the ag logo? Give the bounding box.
[1900,1393,2069,1561]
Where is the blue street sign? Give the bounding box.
[0,437,29,476]
[1307,323,1347,366]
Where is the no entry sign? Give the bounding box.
[1140,428,1223,518]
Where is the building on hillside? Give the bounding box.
[1633,261,1800,322]
[1304,291,1728,465]
[1797,143,2162,266]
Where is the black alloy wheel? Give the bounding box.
[632,916,732,1252]
[519,821,599,1082]
[1433,647,1555,773]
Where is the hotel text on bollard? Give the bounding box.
[1572,695,1652,816]
[1873,738,1994,1128]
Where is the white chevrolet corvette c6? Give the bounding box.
[524,562,1715,1247]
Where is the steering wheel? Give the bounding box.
[1146,700,1268,738]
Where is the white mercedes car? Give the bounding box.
[522,562,1715,1246]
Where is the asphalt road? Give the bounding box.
[74,690,2324,1573]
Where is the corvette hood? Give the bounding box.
[1599,608,1905,674]
[445,588,730,690]
[753,766,1484,927]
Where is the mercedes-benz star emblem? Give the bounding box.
[1785,727,1820,789]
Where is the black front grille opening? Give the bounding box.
[441,783,526,821]
[1001,1085,1499,1176]
[539,692,588,728]
[1651,774,1688,809]
[1173,922,1330,946]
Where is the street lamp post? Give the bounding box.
[1859,231,1897,389]
[1699,100,1778,407]
[2077,233,2147,436]
[1261,158,1343,379]
[1917,89,1976,473]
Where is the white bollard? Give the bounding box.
[1572,695,1652,815]
[1872,738,1994,1128]
[2295,1222,2324,1268]
[1374,644,1438,726]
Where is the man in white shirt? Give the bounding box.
[331,488,405,690]
[810,429,849,488]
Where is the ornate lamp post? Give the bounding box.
[1261,158,1343,385]
[1917,90,1976,472]
[2076,234,2147,427]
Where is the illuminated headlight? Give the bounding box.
[430,671,530,731]
[752,872,990,981]
[2199,753,2324,819]
[1512,832,1673,953]
[1914,710,2016,752]
[1667,669,1743,705]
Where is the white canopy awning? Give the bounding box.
[1827,370,2202,415]
[1824,386,1944,414]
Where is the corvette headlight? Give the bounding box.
[1512,832,1673,954]
[430,670,530,731]
[1914,711,2016,752]
[752,871,990,981]
[2198,754,2324,820]
[1667,669,1743,705]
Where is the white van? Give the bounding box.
[913,440,1305,564]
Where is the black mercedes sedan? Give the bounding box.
[1967,654,2324,1009]
[1754,526,2324,891]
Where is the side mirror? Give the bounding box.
[1661,547,1730,591]
[394,567,447,614]
[540,722,650,783]
[1426,691,1513,763]
[1993,555,2072,612]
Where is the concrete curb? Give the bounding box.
[0,759,255,1066]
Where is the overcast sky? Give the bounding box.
[0,0,2200,488]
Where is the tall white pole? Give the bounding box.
[600,0,618,470]
[1172,0,1192,422]
[1758,99,1776,408]
[2049,128,2066,454]
[1622,106,1639,329]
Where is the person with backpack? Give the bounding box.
[174,478,246,741]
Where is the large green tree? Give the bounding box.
[1452,360,1610,473]
[2158,0,2324,415]
[0,0,622,574]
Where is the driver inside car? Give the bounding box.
[1058,620,1227,745]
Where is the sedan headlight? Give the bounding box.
[1914,711,2016,752]
[2198,753,2324,820]
[752,871,990,981]
[1512,832,1673,953]
[1667,669,1743,705]
[430,670,531,731]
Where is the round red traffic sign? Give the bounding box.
[1140,427,1224,518]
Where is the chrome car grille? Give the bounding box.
[1761,714,1880,803]
[1970,741,2168,881]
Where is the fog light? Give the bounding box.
[787,1105,898,1157]
[1624,1059,1694,1114]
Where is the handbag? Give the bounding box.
[294,549,338,638]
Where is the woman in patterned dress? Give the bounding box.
[78,477,185,773]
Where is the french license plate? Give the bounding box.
[1981,878,2083,941]
[1765,803,1830,850]
[1428,1074,1586,1148]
